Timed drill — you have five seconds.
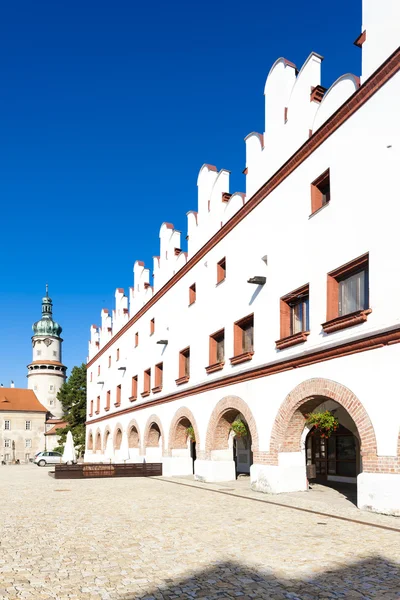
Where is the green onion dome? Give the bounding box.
[32,285,62,337]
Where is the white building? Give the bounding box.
[84,0,400,516]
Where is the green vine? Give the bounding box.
[186,426,196,442]
[230,419,248,438]
[306,411,339,438]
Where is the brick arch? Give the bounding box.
[143,414,165,454]
[168,407,201,456]
[103,427,111,451]
[94,428,102,452]
[205,396,259,459]
[127,418,141,449]
[113,423,123,450]
[87,429,94,451]
[268,378,378,470]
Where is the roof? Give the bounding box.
[45,421,67,436]
[0,388,47,413]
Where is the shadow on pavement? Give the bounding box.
[123,557,400,599]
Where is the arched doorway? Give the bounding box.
[203,397,259,482]
[95,430,102,454]
[114,427,122,451]
[143,415,164,461]
[87,431,93,451]
[304,400,360,487]
[168,408,200,476]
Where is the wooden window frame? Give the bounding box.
[108,355,111,368]
[276,284,310,350]
[176,347,190,385]
[116,348,120,362]
[311,169,330,214]
[89,400,94,417]
[152,362,163,393]
[150,318,155,336]
[105,390,111,411]
[95,396,100,415]
[217,258,226,284]
[142,368,151,398]
[206,329,225,373]
[97,365,101,376]
[135,332,139,347]
[189,283,196,306]
[115,384,121,407]
[130,376,138,402]
[230,314,254,365]
[90,372,92,382]
[323,254,371,333]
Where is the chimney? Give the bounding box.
[10,381,15,388]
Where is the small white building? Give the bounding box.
[84,0,400,516]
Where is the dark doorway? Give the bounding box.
[306,425,358,484]
[190,440,196,474]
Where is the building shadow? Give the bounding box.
[122,557,400,599]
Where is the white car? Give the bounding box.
[34,451,63,467]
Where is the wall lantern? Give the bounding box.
[247,276,266,285]
[97,381,104,385]
[117,366,126,371]
[156,340,168,345]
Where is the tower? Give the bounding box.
[27,285,67,418]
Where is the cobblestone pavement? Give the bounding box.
[0,466,399,600]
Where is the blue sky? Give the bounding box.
[0,1,361,387]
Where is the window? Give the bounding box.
[37,350,41,356]
[116,348,120,361]
[311,169,330,214]
[25,454,30,463]
[98,365,101,376]
[53,351,57,357]
[49,399,54,406]
[4,439,11,448]
[25,421,31,431]
[25,439,32,448]
[231,315,254,365]
[153,363,163,392]
[90,372,93,382]
[115,385,121,407]
[276,285,310,349]
[176,348,190,384]
[96,396,100,414]
[217,258,226,284]
[135,332,139,347]
[324,254,370,333]
[89,400,94,416]
[49,385,54,392]
[130,376,138,401]
[4,420,10,430]
[150,319,155,335]
[4,454,10,461]
[105,391,111,411]
[108,355,111,368]
[189,283,196,305]
[207,329,225,373]
[142,369,151,397]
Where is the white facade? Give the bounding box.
[85,0,400,516]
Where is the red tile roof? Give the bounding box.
[45,421,67,436]
[0,388,47,412]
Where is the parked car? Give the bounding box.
[34,451,63,467]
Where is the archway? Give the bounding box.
[87,431,93,451]
[168,408,200,475]
[114,426,123,451]
[202,396,258,482]
[95,430,102,453]
[143,415,164,459]
[103,428,111,453]
[128,419,140,450]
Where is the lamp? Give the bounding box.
[117,367,126,371]
[247,276,266,285]
[157,340,168,345]
[97,381,104,385]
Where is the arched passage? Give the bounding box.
[127,419,141,449]
[143,415,165,456]
[87,430,93,451]
[95,429,102,453]
[204,396,258,478]
[114,425,123,451]
[168,407,200,474]
[103,428,111,452]
[268,378,378,472]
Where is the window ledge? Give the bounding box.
[188,301,196,307]
[95,410,100,415]
[175,375,190,385]
[152,385,163,394]
[322,309,372,334]
[141,391,150,398]
[229,352,254,366]
[114,402,121,407]
[216,278,226,287]
[129,396,137,402]
[205,362,225,374]
[309,202,330,219]
[104,407,110,412]
[275,331,310,350]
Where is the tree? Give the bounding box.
[54,363,87,456]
